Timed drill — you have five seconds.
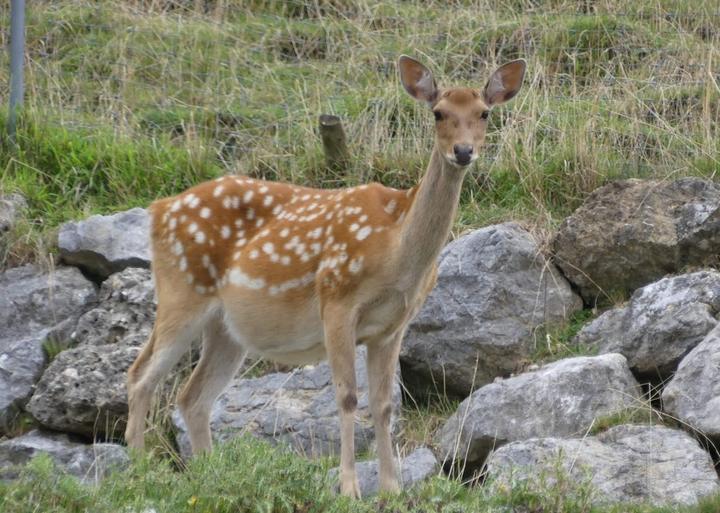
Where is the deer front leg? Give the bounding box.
[366,329,404,493]
[323,304,360,498]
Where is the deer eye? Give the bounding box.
[480,111,489,120]
[433,111,443,122]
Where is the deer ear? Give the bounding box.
[398,55,438,105]
[483,59,526,107]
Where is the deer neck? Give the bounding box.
[397,145,465,286]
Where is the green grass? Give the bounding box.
[530,309,597,363]
[2,435,720,513]
[0,0,718,266]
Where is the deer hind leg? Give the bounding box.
[366,329,404,493]
[177,312,246,455]
[323,303,360,498]
[125,302,210,451]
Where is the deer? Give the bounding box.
[125,55,526,498]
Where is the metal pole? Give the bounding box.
[8,0,25,143]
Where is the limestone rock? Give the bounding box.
[576,270,720,380]
[553,178,720,304]
[662,324,720,441]
[173,346,401,459]
[0,193,27,234]
[401,223,581,399]
[25,344,140,439]
[485,425,720,506]
[72,267,156,348]
[437,354,641,471]
[0,265,97,431]
[328,447,438,498]
[0,429,128,484]
[58,207,150,281]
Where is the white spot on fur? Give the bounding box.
[228,268,266,290]
[200,207,211,219]
[356,226,371,241]
[195,231,206,244]
[349,223,359,232]
[171,200,181,212]
[243,190,254,203]
[213,185,224,197]
[269,271,315,295]
[263,195,273,207]
[349,256,363,274]
[220,225,231,239]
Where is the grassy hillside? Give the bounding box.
[2,436,720,513]
[0,0,718,266]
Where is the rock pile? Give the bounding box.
[3,177,720,505]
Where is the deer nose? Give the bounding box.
[453,144,473,165]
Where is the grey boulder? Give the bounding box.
[662,324,720,441]
[576,270,720,380]
[328,447,438,498]
[401,223,581,399]
[485,425,719,506]
[173,346,401,459]
[553,177,720,304]
[0,265,97,431]
[0,193,27,234]
[437,354,640,471]
[72,267,156,348]
[58,207,150,281]
[0,429,128,484]
[25,343,140,439]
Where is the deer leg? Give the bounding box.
[177,314,246,454]
[324,305,360,498]
[367,329,404,493]
[126,305,202,450]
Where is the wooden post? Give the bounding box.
[318,114,350,171]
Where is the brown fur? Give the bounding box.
[125,55,525,499]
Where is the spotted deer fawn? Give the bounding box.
[125,55,526,497]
